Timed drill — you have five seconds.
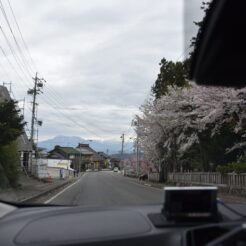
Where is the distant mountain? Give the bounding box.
[38,135,133,155]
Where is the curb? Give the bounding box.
[20,178,78,203]
[123,175,165,189]
[146,183,165,189]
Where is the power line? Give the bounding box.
[6,0,38,71]
[38,81,117,136]
[43,81,94,111]
[176,44,192,62]
[0,56,11,81]
[0,45,31,88]
[0,3,101,139]
[0,0,34,75]
[0,26,32,82]
[0,1,126,139]
[37,93,104,139]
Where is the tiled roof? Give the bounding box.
[51,146,80,155]
[76,143,96,155]
[98,152,109,159]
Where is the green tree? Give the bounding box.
[185,1,212,79]
[151,2,212,100]
[0,100,25,188]
[190,1,212,48]
[0,100,25,146]
[151,58,188,99]
[0,142,20,188]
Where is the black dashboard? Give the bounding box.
[0,201,246,246]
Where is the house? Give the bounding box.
[75,143,94,170]
[97,152,109,160]
[97,152,111,169]
[76,143,104,170]
[0,86,32,172]
[48,145,80,170]
[36,147,49,158]
[110,157,120,169]
[91,152,103,170]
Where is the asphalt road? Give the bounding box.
[47,171,163,206]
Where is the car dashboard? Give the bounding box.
[0,201,246,246]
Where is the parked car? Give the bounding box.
[125,169,137,177]
[113,167,119,172]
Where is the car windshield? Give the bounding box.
[0,0,245,207]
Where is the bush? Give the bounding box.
[232,162,246,174]
[0,142,20,189]
[216,160,246,174]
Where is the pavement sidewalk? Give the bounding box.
[0,173,80,203]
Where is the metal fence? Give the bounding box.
[168,172,246,188]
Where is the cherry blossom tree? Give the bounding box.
[136,83,246,180]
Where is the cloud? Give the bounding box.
[4,0,183,141]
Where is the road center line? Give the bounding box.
[44,174,86,204]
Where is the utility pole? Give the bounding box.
[79,142,82,173]
[120,133,125,159]
[136,134,139,176]
[27,72,45,169]
[120,133,125,169]
[30,73,38,153]
[132,117,140,176]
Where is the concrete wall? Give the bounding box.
[31,159,74,179]
[47,167,73,179]
[31,163,49,179]
[35,158,72,169]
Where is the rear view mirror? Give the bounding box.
[189,0,246,88]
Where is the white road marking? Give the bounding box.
[44,174,86,204]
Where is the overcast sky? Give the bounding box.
[0,0,203,141]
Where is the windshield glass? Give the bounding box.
[0,0,245,207]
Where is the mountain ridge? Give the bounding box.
[38,135,133,154]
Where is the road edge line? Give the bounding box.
[127,180,163,191]
[44,175,84,204]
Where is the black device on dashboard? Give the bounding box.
[162,187,218,222]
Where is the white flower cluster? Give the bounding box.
[136,84,246,172]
